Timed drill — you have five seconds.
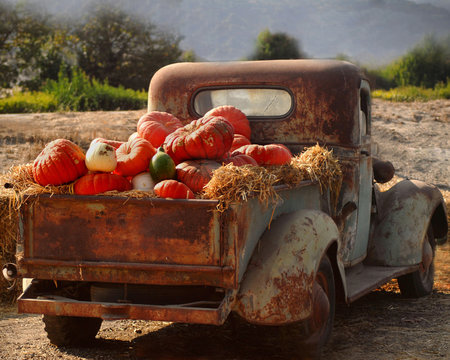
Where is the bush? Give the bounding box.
[43,68,147,111]
[0,91,57,113]
[382,34,450,88]
[372,81,450,102]
[0,68,147,113]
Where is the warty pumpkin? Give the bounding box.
[176,159,221,193]
[165,115,234,164]
[230,133,252,152]
[74,173,131,195]
[222,153,258,167]
[154,179,195,199]
[32,138,88,186]
[232,144,292,166]
[205,105,251,140]
[114,137,156,177]
[137,111,183,148]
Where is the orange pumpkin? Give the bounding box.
[205,105,251,140]
[91,137,124,150]
[137,111,183,148]
[232,144,292,166]
[222,153,258,167]
[165,116,234,164]
[176,159,221,193]
[74,173,131,195]
[154,179,195,199]
[32,139,88,186]
[230,134,251,152]
[114,137,156,177]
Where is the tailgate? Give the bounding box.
[18,194,235,287]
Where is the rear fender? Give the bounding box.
[233,209,342,325]
[367,180,448,266]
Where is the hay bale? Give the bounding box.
[203,164,280,212]
[204,144,343,211]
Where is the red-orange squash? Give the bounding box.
[176,159,221,193]
[154,179,195,199]
[91,137,124,150]
[165,116,234,164]
[222,153,258,167]
[114,137,156,177]
[230,133,251,152]
[32,138,88,186]
[232,144,292,166]
[205,105,251,140]
[137,111,183,148]
[74,173,131,195]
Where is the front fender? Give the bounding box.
[367,179,447,266]
[233,209,341,325]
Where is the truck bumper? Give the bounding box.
[18,281,236,325]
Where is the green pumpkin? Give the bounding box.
[149,147,176,182]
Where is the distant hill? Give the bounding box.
[7,0,450,66]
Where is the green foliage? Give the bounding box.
[249,29,306,60]
[372,82,450,102]
[43,68,147,111]
[0,68,147,113]
[0,92,57,113]
[0,1,75,90]
[0,1,184,91]
[74,5,183,90]
[382,34,450,88]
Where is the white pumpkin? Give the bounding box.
[132,172,155,191]
[85,142,117,172]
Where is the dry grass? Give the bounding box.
[204,144,343,212]
[203,164,280,212]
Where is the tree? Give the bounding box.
[74,6,183,90]
[0,0,19,87]
[0,1,72,89]
[385,34,450,88]
[249,29,306,60]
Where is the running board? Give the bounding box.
[345,263,419,303]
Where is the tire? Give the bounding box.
[397,225,435,298]
[301,254,336,359]
[43,315,102,347]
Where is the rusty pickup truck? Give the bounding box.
[4,60,448,357]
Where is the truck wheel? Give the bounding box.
[301,254,335,358]
[43,315,102,347]
[397,226,435,298]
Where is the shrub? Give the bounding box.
[0,91,57,113]
[382,34,450,89]
[43,68,147,111]
[0,68,147,113]
[372,81,450,102]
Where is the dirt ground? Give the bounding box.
[0,99,449,359]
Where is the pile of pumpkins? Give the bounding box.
[32,106,293,199]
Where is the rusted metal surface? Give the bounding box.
[367,179,448,266]
[18,259,235,288]
[234,210,340,325]
[21,195,221,266]
[148,60,365,148]
[345,263,419,302]
[18,284,236,325]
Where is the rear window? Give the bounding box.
[193,88,293,118]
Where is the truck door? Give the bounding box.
[348,81,373,263]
